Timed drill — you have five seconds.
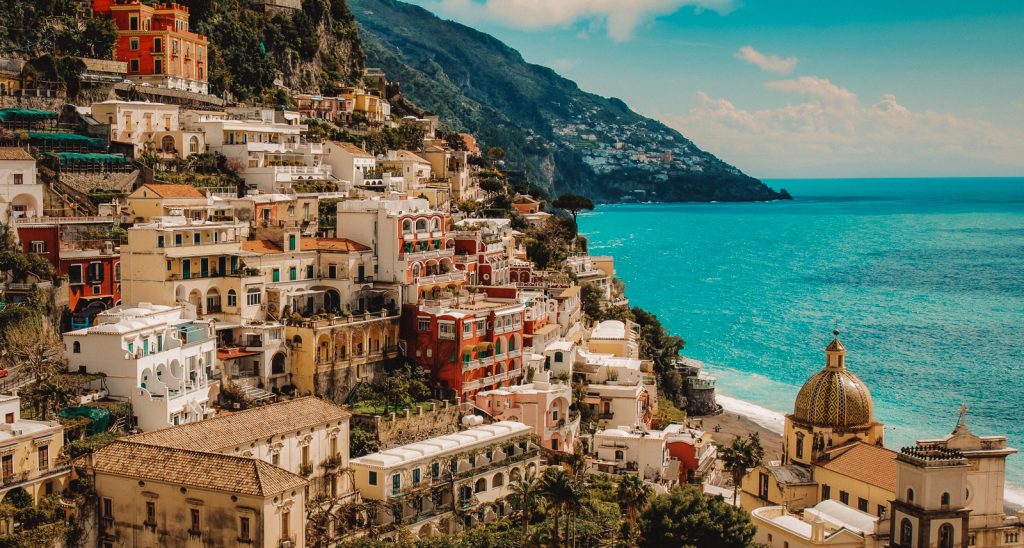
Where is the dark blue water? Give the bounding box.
[580,178,1024,490]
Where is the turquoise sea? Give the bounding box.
[579,178,1024,493]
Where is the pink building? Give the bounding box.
[474,371,580,453]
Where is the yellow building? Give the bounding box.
[741,332,889,513]
[90,440,307,548]
[0,396,69,509]
[124,183,212,223]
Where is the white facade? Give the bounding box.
[64,302,217,431]
[183,108,333,193]
[0,149,43,220]
[322,141,375,186]
[90,101,203,159]
[592,425,677,485]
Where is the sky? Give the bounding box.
[402,0,1024,178]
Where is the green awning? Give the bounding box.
[28,132,106,148]
[55,152,128,165]
[0,108,57,122]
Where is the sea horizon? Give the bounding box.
[581,176,1024,501]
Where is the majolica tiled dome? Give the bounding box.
[792,335,875,429]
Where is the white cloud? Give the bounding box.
[667,77,1024,177]
[421,0,734,41]
[735,45,798,74]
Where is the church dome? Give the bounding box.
[792,333,875,429]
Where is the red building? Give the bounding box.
[401,288,525,400]
[94,0,209,93]
[18,223,122,329]
[451,231,509,286]
[666,426,717,484]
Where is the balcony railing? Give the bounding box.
[399,247,454,262]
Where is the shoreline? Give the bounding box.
[700,388,1024,508]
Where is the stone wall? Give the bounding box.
[351,401,461,450]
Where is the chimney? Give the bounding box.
[102,241,114,255]
[810,516,826,543]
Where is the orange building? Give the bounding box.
[94,0,209,94]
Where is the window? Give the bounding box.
[289,234,296,251]
[281,509,290,538]
[190,508,200,531]
[795,432,804,459]
[758,473,769,499]
[941,492,950,506]
[239,517,250,541]
[306,265,313,279]
[129,16,138,30]
[114,262,120,281]
[900,519,913,547]
[392,473,401,494]
[878,505,887,518]
[614,450,624,460]
[272,452,280,466]
[29,241,45,253]
[272,268,280,282]
[418,318,431,332]
[68,264,83,284]
[37,445,48,470]
[369,471,377,485]
[463,322,473,338]
[193,233,201,245]
[907,488,915,503]
[858,497,868,512]
[227,290,237,307]
[939,524,955,548]
[431,462,440,480]
[175,233,183,246]
[130,38,139,50]
[130,59,139,72]
[154,37,162,51]
[289,267,296,281]
[103,498,112,517]
[87,262,104,283]
[72,341,81,353]
[154,59,162,74]
[839,491,849,504]
[438,321,456,339]
[328,264,337,278]
[146,501,156,524]
[246,288,261,306]
[821,484,831,499]
[413,468,421,485]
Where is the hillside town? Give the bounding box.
[0,1,1020,547]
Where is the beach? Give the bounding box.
[694,394,785,461]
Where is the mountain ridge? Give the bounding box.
[351,0,790,202]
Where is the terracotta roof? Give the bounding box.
[217,348,261,360]
[558,286,581,298]
[817,441,897,492]
[513,195,540,204]
[301,237,371,252]
[92,441,305,496]
[126,396,351,453]
[138,184,206,198]
[329,141,373,157]
[241,239,283,254]
[0,147,34,161]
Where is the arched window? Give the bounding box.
[795,432,805,459]
[495,338,503,354]
[492,473,504,488]
[161,135,175,152]
[72,341,81,353]
[402,219,412,234]
[554,351,564,363]
[941,492,950,506]
[227,289,237,307]
[938,523,954,548]
[475,478,487,493]
[431,217,440,231]
[907,488,915,503]
[189,135,199,154]
[415,218,427,232]
[900,519,913,547]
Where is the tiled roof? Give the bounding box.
[818,442,897,492]
[0,147,33,161]
[301,237,371,252]
[139,184,206,198]
[126,396,351,452]
[330,141,372,157]
[241,239,283,254]
[92,441,305,496]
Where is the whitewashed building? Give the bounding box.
[64,302,217,431]
[0,147,43,221]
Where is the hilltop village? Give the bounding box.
[0,1,1021,547]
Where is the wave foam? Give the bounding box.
[717,394,786,435]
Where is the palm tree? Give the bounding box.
[539,467,579,546]
[508,470,540,536]
[719,433,765,505]
[616,473,653,537]
[564,446,589,482]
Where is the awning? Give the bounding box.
[475,342,493,351]
[217,348,261,360]
[287,289,325,297]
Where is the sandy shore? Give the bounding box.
[691,410,785,462]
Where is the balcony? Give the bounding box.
[300,464,314,476]
[399,247,454,262]
[461,359,482,372]
[462,379,481,392]
[479,355,494,366]
[508,349,522,359]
